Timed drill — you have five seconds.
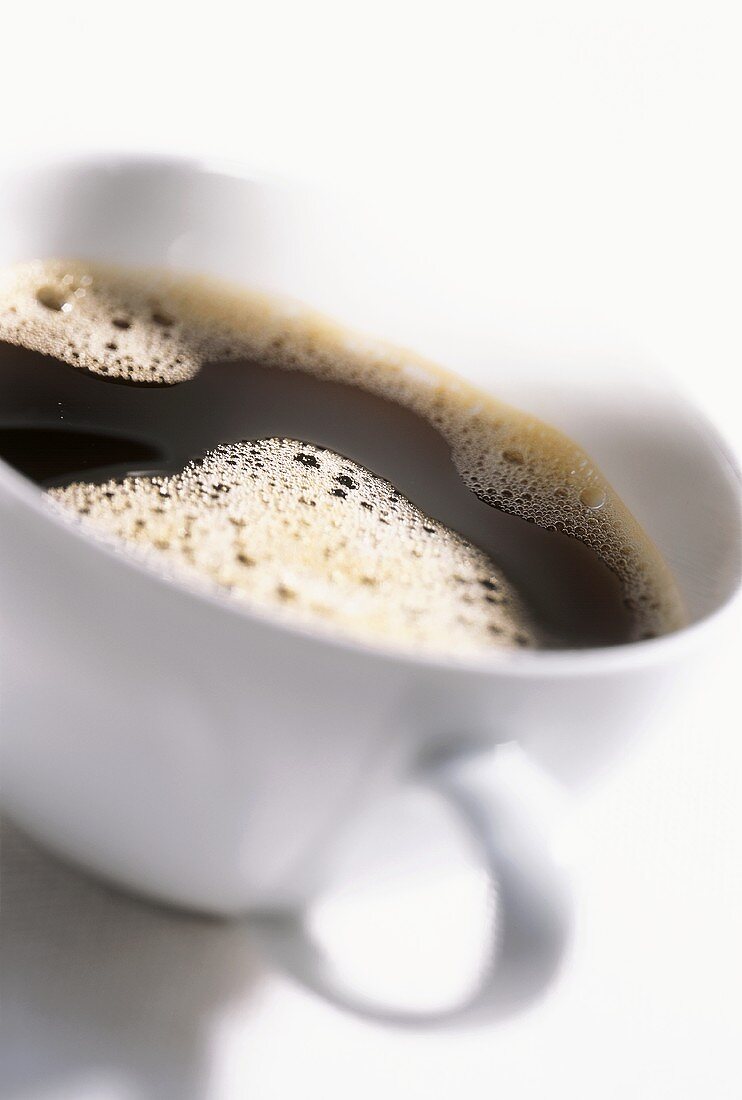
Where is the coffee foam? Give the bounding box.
[0,260,201,384]
[48,439,537,654]
[0,259,687,647]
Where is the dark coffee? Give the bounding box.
[0,260,685,655]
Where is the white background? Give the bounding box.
[1,2,741,1098]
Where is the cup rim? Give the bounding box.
[1,150,740,680]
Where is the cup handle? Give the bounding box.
[254,742,573,1026]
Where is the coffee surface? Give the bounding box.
[0,260,686,655]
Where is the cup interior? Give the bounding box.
[1,155,739,630]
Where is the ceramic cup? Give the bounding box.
[1,155,739,1019]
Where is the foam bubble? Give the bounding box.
[0,259,687,644]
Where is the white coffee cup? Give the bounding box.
[1,155,739,1020]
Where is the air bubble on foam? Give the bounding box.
[580,485,607,510]
[36,286,73,313]
[502,449,525,465]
